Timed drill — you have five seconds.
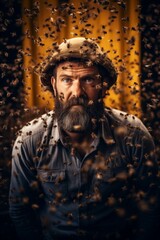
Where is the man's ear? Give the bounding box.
[51,76,56,97]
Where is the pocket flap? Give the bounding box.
[38,170,66,183]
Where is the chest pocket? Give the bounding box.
[92,167,129,201]
[37,169,68,201]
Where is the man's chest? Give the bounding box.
[36,142,131,205]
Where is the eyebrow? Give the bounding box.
[58,73,99,79]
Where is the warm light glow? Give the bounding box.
[23,0,140,116]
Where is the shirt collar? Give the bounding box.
[49,110,115,146]
[49,118,60,145]
[99,112,116,145]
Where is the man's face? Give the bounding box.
[51,61,103,103]
[51,61,105,133]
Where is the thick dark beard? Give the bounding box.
[54,95,104,133]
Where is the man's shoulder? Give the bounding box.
[104,107,148,133]
[17,110,55,140]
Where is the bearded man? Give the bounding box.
[9,37,158,240]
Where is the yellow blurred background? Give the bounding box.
[22,0,141,116]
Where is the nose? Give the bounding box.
[71,80,85,98]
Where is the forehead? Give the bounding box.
[56,61,99,74]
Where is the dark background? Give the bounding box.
[0,0,160,239]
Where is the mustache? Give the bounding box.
[61,96,89,110]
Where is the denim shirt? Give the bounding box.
[9,108,158,240]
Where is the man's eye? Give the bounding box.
[61,78,72,84]
[83,78,95,84]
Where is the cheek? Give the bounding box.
[86,88,102,100]
[56,86,69,102]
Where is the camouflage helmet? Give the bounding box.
[40,37,117,91]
